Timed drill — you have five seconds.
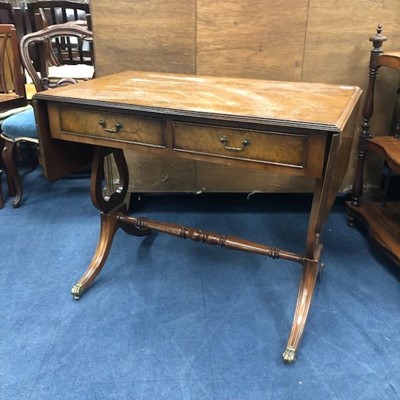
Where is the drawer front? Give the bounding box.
[173,122,323,171]
[58,107,165,147]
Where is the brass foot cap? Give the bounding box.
[282,347,296,364]
[71,284,83,300]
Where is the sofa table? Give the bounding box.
[33,70,361,363]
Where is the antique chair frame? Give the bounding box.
[1,21,93,208]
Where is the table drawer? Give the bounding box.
[173,122,323,171]
[57,107,165,147]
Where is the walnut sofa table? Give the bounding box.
[33,71,361,363]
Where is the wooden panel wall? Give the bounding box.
[196,1,308,81]
[91,0,195,76]
[91,0,400,194]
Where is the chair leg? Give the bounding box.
[2,141,23,208]
[2,142,16,196]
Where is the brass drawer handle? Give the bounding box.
[98,119,124,133]
[220,136,251,152]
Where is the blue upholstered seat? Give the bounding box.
[1,107,37,141]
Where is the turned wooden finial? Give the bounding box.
[369,24,387,51]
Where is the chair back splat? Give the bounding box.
[0,24,27,112]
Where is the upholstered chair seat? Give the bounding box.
[1,107,36,140]
[0,106,38,207]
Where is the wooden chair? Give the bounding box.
[27,1,90,32]
[347,25,400,266]
[26,1,92,75]
[0,20,93,208]
[0,3,16,26]
[0,2,29,38]
[20,20,94,91]
[0,24,27,112]
[0,23,30,208]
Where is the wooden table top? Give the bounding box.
[35,70,362,131]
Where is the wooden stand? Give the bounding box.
[347,25,400,267]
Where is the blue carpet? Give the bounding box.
[1,168,400,400]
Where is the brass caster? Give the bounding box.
[282,346,296,364]
[71,284,83,301]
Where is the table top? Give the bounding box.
[35,70,362,132]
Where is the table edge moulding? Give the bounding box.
[32,70,362,363]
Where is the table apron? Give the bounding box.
[46,103,330,178]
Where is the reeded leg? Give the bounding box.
[72,147,150,299]
[71,211,120,300]
[283,172,330,362]
[282,121,350,362]
[282,252,321,363]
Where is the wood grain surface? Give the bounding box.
[90,0,400,193]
